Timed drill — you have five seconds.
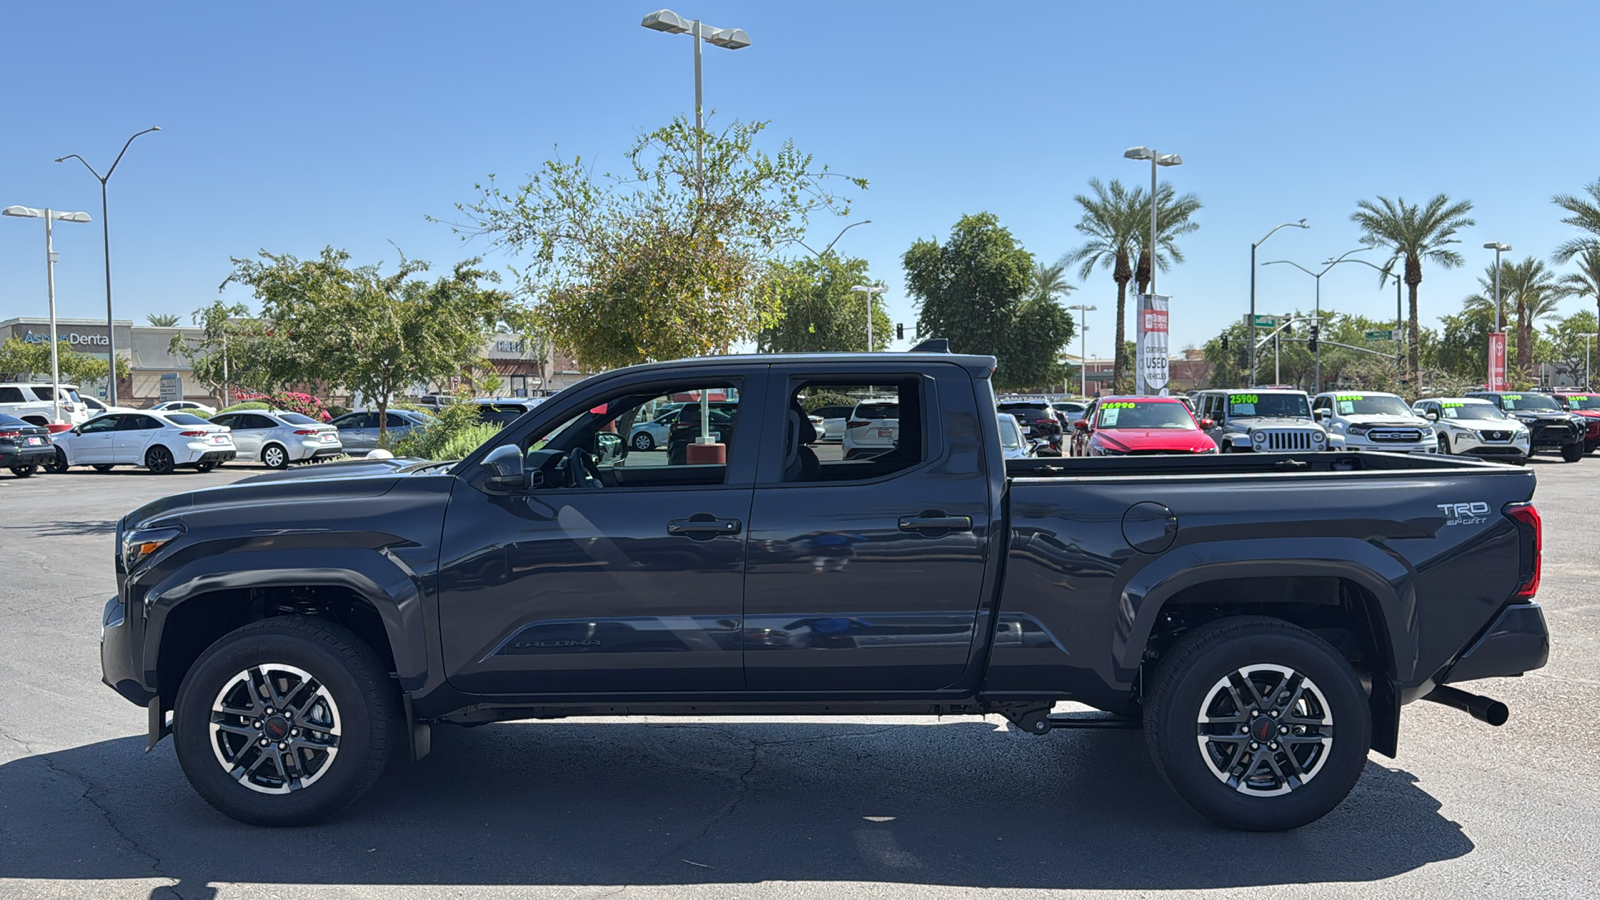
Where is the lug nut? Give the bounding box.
[1279,726,1288,734]
[252,720,262,728]
[291,728,300,736]
[264,708,274,715]
[277,742,287,750]
[1251,710,1260,717]
[259,738,268,746]
[1239,725,1249,733]
[1269,742,1279,750]
[1249,741,1259,750]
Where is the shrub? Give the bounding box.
[208,401,270,417]
[391,401,500,460]
[799,390,857,413]
[267,391,331,421]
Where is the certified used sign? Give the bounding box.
[1136,294,1170,394]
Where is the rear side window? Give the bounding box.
[0,387,25,403]
[279,413,319,425]
[166,413,210,426]
[790,380,925,482]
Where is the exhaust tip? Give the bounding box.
[1423,685,1510,727]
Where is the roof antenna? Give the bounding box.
[909,337,949,353]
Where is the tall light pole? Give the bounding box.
[1123,147,1183,295]
[1329,255,1405,376]
[642,9,749,460]
[1483,242,1511,333]
[54,126,161,406]
[1249,220,1309,386]
[851,284,887,351]
[1068,304,1096,396]
[1263,247,1368,393]
[2,206,94,424]
[1581,333,1598,389]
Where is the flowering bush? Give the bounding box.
[265,392,331,422]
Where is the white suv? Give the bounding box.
[842,399,899,459]
[0,382,92,426]
[1312,391,1435,454]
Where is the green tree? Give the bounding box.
[1350,193,1476,383]
[169,300,265,399]
[1552,179,1600,262]
[1463,258,1563,377]
[1064,179,1145,393]
[1131,184,1204,296]
[757,254,891,352]
[0,337,129,386]
[222,248,510,441]
[1030,261,1074,305]
[146,313,180,327]
[1556,244,1600,321]
[1435,305,1498,384]
[1543,310,1600,386]
[903,213,1075,391]
[449,117,864,370]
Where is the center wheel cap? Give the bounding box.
[263,716,291,741]
[1251,716,1277,742]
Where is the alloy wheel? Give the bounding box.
[263,445,287,468]
[1195,663,1333,796]
[209,663,341,795]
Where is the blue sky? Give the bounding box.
[3,1,1597,360]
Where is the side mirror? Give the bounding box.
[1425,411,1439,421]
[1073,419,1090,431]
[1200,418,1214,429]
[1314,409,1329,420]
[481,443,529,491]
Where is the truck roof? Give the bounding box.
[599,351,998,379]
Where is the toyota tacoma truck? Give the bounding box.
[101,348,1549,831]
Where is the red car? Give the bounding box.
[1553,392,1600,453]
[1070,396,1218,457]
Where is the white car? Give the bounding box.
[81,395,138,417]
[1412,397,1531,464]
[808,404,856,442]
[1312,391,1436,454]
[209,409,343,468]
[842,399,899,459]
[628,406,682,451]
[0,381,92,425]
[47,410,236,474]
[150,400,218,417]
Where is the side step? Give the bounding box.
[997,703,1140,734]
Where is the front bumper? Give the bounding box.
[1439,602,1550,684]
[100,594,152,706]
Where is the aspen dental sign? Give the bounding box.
[22,330,110,347]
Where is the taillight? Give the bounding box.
[0,430,18,440]
[1505,503,1541,599]
[847,419,870,428]
[294,429,319,435]
[180,430,209,436]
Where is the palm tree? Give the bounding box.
[146,313,180,327]
[1131,184,1203,295]
[1030,261,1074,305]
[1350,194,1476,383]
[1552,179,1600,262]
[1064,178,1145,392]
[1465,258,1564,376]
[1556,243,1600,312]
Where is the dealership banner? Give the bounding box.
[1136,293,1170,396]
[1488,332,1507,391]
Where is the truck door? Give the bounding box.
[742,365,994,692]
[436,367,766,695]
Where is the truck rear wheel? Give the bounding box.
[173,617,404,826]
[1143,616,1370,831]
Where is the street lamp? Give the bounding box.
[642,10,749,461]
[1123,146,1183,295]
[1483,242,1511,333]
[1263,247,1368,393]
[850,284,887,351]
[1581,333,1599,390]
[1068,304,1096,396]
[55,126,161,407]
[1249,220,1309,386]
[2,206,94,424]
[1327,255,1405,375]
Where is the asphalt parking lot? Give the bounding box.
[1,456,1596,899]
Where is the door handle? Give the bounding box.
[898,515,972,532]
[667,517,742,536]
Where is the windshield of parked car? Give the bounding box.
[998,415,1023,449]
[1227,393,1310,419]
[1499,393,1562,411]
[1562,394,1600,410]
[279,412,320,425]
[1096,401,1195,429]
[1332,394,1412,417]
[1440,402,1506,421]
[33,386,82,402]
[165,413,209,426]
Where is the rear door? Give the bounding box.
[114,415,164,464]
[743,365,994,692]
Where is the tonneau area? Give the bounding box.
[1005,450,1511,479]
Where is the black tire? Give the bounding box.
[196,462,217,473]
[173,617,405,826]
[632,432,655,452]
[262,443,289,469]
[1560,441,1584,463]
[43,447,70,474]
[1143,616,1371,832]
[93,464,115,472]
[10,464,36,477]
[145,445,176,475]
[1436,434,1450,455]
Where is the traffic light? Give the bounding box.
[1220,335,1230,352]
[895,323,904,341]
[1307,325,1320,353]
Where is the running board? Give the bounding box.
[995,703,1140,734]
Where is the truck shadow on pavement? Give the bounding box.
[0,720,1473,898]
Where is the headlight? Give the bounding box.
[1312,431,1326,443]
[122,525,184,572]
[1346,424,1371,435]
[1251,431,1266,444]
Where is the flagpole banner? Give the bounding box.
[1136,293,1170,396]
[1488,332,1506,391]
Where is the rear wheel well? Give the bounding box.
[156,585,397,706]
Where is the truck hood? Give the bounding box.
[1230,417,1318,430]
[121,457,437,531]
[1340,415,1429,428]
[1094,429,1216,453]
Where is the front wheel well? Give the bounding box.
[156,584,397,706]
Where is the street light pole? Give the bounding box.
[1483,242,1511,333]
[1068,304,1096,396]
[55,126,161,406]
[1123,147,1183,295]
[2,206,94,424]
[1249,220,1309,386]
[850,284,887,351]
[1263,247,1368,393]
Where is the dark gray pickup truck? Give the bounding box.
[101,349,1549,831]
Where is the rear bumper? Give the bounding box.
[1440,602,1550,684]
[1,445,55,467]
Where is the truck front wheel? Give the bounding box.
[173,617,405,826]
[1143,616,1370,831]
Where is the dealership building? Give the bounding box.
[0,317,214,406]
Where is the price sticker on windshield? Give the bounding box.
[1441,401,1465,407]
[1336,394,1365,401]
[1102,401,1137,409]
[1230,394,1259,404]
[1503,394,1523,400]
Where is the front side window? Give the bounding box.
[520,382,742,488]
[81,415,121,434]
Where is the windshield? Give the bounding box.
[33,386,82,402]
[998,415,1023,449]
[1227,393,1310,419]
[1562,394,1600,410]
[1440,402,1505,421]
[279,412,320,425]
[1332,394,1412,417]
[1499,393,1562,411]
[1096,401,1196,429]
[165,413,210,426]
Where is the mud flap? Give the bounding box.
[403,692,431,762]
[1369,676,1400,758]
[145,697,171,752]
